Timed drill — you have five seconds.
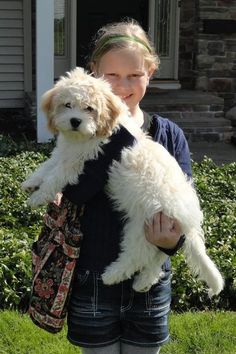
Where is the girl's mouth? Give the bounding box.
[121,94,132,101]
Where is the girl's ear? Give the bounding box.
[146,65,156,86]
[90,62,98,77]
[148,64,156,80]
[41,88,58,134]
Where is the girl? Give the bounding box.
[64,19,192,354]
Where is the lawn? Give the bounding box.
[0,311,235,353]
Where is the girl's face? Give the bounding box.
[94,49,154,115]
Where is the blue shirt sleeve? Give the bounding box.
[173,124,192,179]
[150,115,192,178]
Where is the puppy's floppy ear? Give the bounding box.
[96,90,126,137]
[41,88,58,134]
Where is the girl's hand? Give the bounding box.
[144,212,182,249]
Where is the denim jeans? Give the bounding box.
[67,267,171,348]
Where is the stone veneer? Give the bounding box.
[179,0,236,111]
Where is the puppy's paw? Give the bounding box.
[102,271,118,285]
[28,191,48,208]
[102,267,127,285]
[132,272,161,293]
[207,281,224,298]
[21,178,42,193]
[132,277,152,292]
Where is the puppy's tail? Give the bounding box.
[183,229,224,297]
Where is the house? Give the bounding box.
[0,0,235,142]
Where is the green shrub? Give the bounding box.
[0,151,47,229]
[171,158,236,311]
[0,136,50,309]
[0,136,235,311]
[0,228,34,309]
[0,134,54,157]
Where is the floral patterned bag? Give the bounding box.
[28,193,83,333]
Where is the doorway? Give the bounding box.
[54,0,180,85]
[76,0,148,68]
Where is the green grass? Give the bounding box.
[0,311,235,354]
[161,311,236,354]
[0,311,81,354]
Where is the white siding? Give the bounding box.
[0,0,24,107]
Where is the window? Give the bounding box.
[54,0,66,56]
[155,0,171,57]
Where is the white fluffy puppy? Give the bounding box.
[22,67,224,297]
[22,67,128,207]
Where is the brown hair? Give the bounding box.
[89,19,160,72]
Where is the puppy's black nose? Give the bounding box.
[70,118,81,129]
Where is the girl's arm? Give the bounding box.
[145,123,192,253]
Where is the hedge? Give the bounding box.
[0,135,235,311]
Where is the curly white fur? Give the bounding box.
[102,137,224,296]
[22,67,128,207]
[22,67,224,297]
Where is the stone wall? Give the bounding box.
[194,0,236,111]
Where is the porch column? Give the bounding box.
[36,0,54,142]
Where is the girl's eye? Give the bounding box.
[65,102,72,108]
[131,74,141,78]
[86,106,94,112]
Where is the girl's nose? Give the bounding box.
[116,77,131,89]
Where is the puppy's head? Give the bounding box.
[41,67,128,138]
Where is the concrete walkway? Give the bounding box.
[189,141,236,165]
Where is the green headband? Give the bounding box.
[92,35,152,61]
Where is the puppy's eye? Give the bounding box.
[85,106,94,112]
[65,102,72,108]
